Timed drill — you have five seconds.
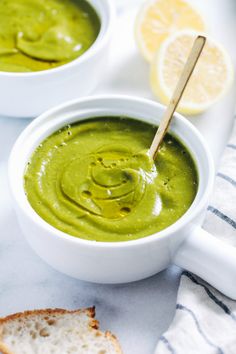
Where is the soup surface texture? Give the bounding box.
[24,118,198,242]
[0,0,100,72]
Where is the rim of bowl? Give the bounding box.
[9,95,215,248]
[0,0,115,78]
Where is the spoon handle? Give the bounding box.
[149,35,206,160]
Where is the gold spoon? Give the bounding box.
[149,35,206,160]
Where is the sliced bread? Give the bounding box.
[0,307,122,354]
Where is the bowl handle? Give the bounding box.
[173,227,236,299]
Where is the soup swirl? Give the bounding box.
[24,118,198,242]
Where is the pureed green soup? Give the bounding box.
[24,118,198,242]
[0,0,100,72]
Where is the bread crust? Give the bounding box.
[105,331,123,354]
[0,341,14,354]
[0,307,123,354]
[0,307,95,325]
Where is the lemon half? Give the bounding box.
[135,0,206,62]
[150,30,234,114]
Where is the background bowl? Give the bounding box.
[0,0,114,118]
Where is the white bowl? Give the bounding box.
[0,0,114,118]
[8,95,236,299]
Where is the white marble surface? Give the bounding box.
[0,1,235,353]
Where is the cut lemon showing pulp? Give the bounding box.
[135,0,206,62]
[150,31,234,114]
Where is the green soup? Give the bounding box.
[24,118,198,242]
[0,0,100,72]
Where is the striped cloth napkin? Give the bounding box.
[155,119,236,354]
